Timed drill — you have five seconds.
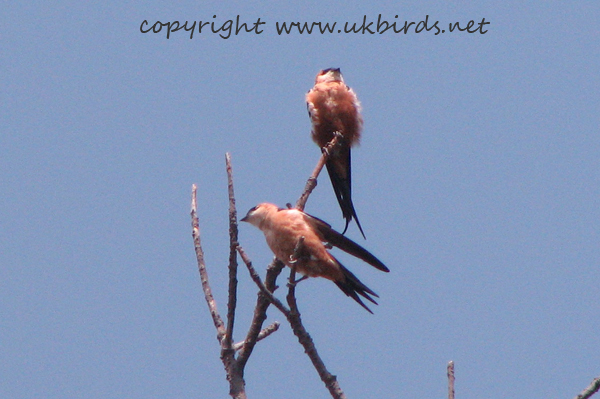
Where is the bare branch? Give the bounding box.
[233,322,280,351]
[574,376,600,399]
[296,133,341,211]
[224,153,239,350]
[447,361,455,399]
[283,238,347,399]
[191,184,226,342]
[284,285,346,398]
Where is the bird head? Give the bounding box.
[240,203,278,228]
[315,68,343,84]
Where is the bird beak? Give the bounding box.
[240,215,248,222]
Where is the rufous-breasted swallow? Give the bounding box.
[306,68,365,238]
[241,203,389,313]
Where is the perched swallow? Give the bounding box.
[306,68,365,238]
[241,203,389,313]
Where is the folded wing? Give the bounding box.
[303,212,389,272]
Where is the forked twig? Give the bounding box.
[237,259,285,369]
[194,135,346,398]
[191,184,245,398]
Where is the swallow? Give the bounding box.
[306,68,365,238]
[241,203,389,313]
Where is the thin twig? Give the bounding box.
[284,294,346,399]
[233,322,281,351]
[574,376,600,399]
[191,184,226,342]
[224,153,239,350]
[447,361,455,399]
[296,133,341,211]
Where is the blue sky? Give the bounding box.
[1,1,599,398]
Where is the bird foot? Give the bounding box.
[288,274,308,287]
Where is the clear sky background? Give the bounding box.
[2,1,599,398]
